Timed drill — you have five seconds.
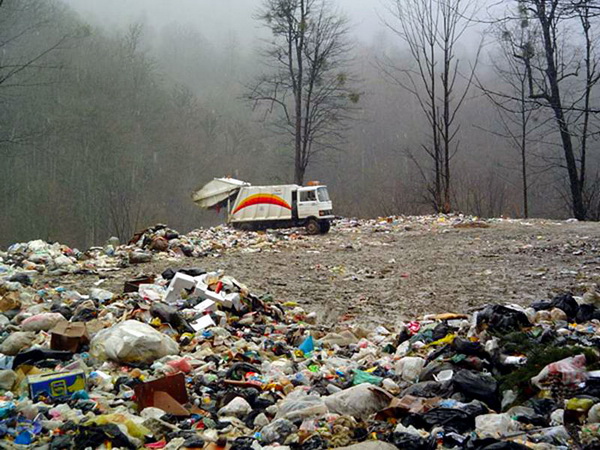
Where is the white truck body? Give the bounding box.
[193,178,334,233]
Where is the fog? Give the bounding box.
[64,0,384,44]
[1,0,599,248]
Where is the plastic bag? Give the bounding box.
[402,380,454,398]
[218,396,252,418]
[352,369,382,386]
[335,443,399,450]
[453,370,499,411]
[324,384,392,419]
[90,320,179,364]
[476,305,530,333]
[463,437,529,449]
[549,293,579,320]
[387,432,436,450]
[84,413,151,439]
[259,418,298,444]
[395,357,426,382]
[475,413,518,438]
[531,354,587,389]
[0,332,35,356]
[275,391,327,420]
[21,313,66,332]
[419,408,474,434]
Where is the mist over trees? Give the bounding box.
[1,0,599,249]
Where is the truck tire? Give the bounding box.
[319,220,331,234]
[306,219,320,235]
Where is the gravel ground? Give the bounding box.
[46,218,600,326]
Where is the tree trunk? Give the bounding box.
[538,10,586,219]
[521,119,529,219]
[521,80,529,219]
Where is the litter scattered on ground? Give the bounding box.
[0,217,599,448]
[0,215,499,279]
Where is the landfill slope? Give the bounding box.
[46,217,600,325]
[1,215,600,449]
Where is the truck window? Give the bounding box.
[300,190,316,202]
[317,187,330,202]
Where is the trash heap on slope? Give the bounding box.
[0,214,535,278]
[0,258,599,450]
[0,225,308,277]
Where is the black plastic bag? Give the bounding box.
[550,293,579,320]
[432,323,451,341]
[421,408,475,433]
[150,303,195,333]
[464,437,529,450]
[225,362,261,380]
[401,380,454,398]
[527,398,559,418]
[388,432,436,450]
[13,348,73,369]
[419,361,456,382]
[297,435,326,449]
[453,338,488,358]
[452,370,500,411]
[576,304,600,323]
[74,424,135,450]
[50,434,73,450]
[530,300,552,311]
[476,305,530,333]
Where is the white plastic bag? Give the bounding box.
[91,320,179,364]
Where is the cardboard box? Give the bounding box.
[134,373,190,416]
[50,322,90,352]
[28,370,86,400]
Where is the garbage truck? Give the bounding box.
[192,178,334,234]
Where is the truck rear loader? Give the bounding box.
[192,178,334,234]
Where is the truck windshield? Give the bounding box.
[317,187,330,202]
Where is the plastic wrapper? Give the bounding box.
[531,354,587,389]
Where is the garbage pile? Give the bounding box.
[335,214,493,234]
[0,225,306,277]
[0,256,598,450]
[0,214,514,279]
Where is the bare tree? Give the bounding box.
[498,0,600,220]
[248,0,359,185]
[0,0,83,152]
[384,0,480,213]
[477,8,544,218]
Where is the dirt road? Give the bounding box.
[49,218,600,326]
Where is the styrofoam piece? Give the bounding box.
[193,282,233,308]
[191,315,216,332]
[194,299,216,313]
[224,293,242,311]
[164,273,197,303]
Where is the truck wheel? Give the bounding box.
[306,219,320,235]
[319,221,331,234]
[239,223,254,232]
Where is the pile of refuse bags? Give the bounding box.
[0,257,598,450]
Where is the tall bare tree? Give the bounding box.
[248,0,359,185]
[477,8,544,218]
[499,0,600,220]
[384,0,480,213]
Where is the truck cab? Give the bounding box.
[297,186,334,233]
